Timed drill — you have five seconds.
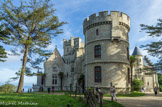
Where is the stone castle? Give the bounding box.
[33,11,159,93]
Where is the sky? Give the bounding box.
[0,0,162,87]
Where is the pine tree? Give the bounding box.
[140,19,162,71]
[0,25,8,62]
[0,0,65,93]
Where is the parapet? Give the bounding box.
[83,11,130,32]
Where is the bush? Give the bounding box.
[0,84,16,93]
[158,73,162,92]
[132,78,143,91]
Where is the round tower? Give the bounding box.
[83,11,130,93]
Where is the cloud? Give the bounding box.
[138,35,160,42]
[5,51,22,62]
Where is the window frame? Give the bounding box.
[96,29,99,35]
[94,45,101,58]
[94,66,101,83]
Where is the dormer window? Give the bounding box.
[96,29,99,35]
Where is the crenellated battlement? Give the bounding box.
[83,11,130,34]
[84,11,130,23]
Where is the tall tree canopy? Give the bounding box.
[0,25,8,62]
[0,0,65,93]
[140,19,162,72]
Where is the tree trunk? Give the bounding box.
[16,45,29,93]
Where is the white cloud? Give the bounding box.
[5,51,22,62]
[138,36,151,42]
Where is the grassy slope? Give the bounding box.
[0,92,125,107]
[104,92,145,97]
[0,93,88,107]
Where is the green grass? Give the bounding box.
[102,100,125,107]
[0,93,88,107]
[104,92,145,97]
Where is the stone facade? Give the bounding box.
[33,11,159,93]
[132,46,159,92]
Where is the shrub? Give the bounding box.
[158,73,162,92]
[132,78,143,91]
[0,84,16,93]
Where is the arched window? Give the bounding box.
[94,45,101,58]
[96,29,98,35]
[94,66,101,82]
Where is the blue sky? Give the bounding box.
[0,0,162,87]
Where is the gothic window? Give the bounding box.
[96,29,99,35]
[94,45,101,58]
[127,47,129,60]
[53,67,57,72]
[94,66,101,82]
[52,74,57,85]
[147,82,149,86]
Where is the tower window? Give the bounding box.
[94,66,101,82]
[96,29,99,35]
[71,68,74,72]
[127,47,129,60]
[94,45,101,58]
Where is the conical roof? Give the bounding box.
[132,46,142,56]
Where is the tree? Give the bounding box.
[140,19,162,71]
[129,55,137,87]
[157,73,162,92]
[0,82,17,93]
[0,25,9,62]
[78,74,85,93]
[0,0,65,93]
[58,72,64,90]
[131,78,143,92]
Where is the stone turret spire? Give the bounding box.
[132,46,142,56]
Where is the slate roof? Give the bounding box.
[132,46,142,56]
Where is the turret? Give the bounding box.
[132,46,143,68]
[83,11,130,93]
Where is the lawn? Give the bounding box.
[0,92,125,107]
[103,100,125,107]
[0,93,88,107]
[104,92,145,97]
